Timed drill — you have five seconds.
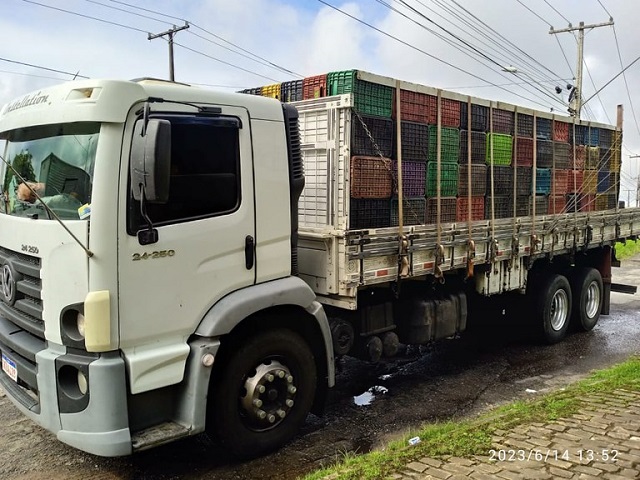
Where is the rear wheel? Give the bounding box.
[569,267,603,332]
[531,273,572,344]
[208,329,316,458]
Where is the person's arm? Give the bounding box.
[16,182,45,202]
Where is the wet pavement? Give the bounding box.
[1,257,639,480]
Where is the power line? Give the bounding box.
[542,0,571,25]
[515,0,551,27]
[0,69,69,82]
[553,35,575,77]
[582,62,613,124]
[612,24,640,137]
[0,56,89,79]
[446,77,573,90]
[596,0,613,18]
[582,54,640,107]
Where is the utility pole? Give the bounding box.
[631,155,640,207]
[549,19,614,119]
[148,23,190,81]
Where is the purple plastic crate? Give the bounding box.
[393,160,426,197]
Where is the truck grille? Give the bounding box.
[0,247,45,408]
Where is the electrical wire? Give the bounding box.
[583,62,613,124]
[596,0,613,18]
[0,56,90,79]
[542,0,571,25]
[612,25,640,137]
[514,0,551,27]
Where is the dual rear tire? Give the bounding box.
[530,267,603,344]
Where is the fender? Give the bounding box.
[195,276,334,385]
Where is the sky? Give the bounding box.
[1,0,640,204]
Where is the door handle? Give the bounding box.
[245,235,255,270]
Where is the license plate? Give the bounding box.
[1,352,18,383]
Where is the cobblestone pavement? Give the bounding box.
[393,389,640,480]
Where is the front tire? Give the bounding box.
[568,267,603,332]
[532,273,572,344]
[209,329,317,458]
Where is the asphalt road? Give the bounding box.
[1,257,639,480]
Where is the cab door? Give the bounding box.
[118,107,255,354]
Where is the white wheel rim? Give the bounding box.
[585,280,601,319]
[550,289,569,331]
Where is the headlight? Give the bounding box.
[77,370,88,395]
[77,312,86,338]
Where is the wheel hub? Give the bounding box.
[241,360,296,429]
[585,280,601,319]
[550,289,569,331]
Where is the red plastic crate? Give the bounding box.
[553,121,570,142]
[426,197,457,223]
[567,170,584,193]
[548,194,567,214]
[515,137,533,167]
[552,169,570,195]
[426,96,460,127]
[350,156,393,199]
[302,74,327,99]
[456,196,485,222]
[396,89,430,124]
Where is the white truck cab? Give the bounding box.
[0,79,334,457]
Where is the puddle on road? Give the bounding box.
[353,385,389,406]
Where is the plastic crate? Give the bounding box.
[486,133,513,166]
[350,156,393,199]
[391,197,426,226]
[516,113,534,138]
[393,160,426,197]
[441,98,461,127]
[456,196,485,222]
[574,125,588,145]
[587,127,600,146]
[396,121,429,162]
[396,89,430,124]
[351,113,394,158]
[548,194,567,214]
[581,194,596,212]
[328,70,393,117]
[517,195,548,216]
[536,140,553,168]
[485,195,512,219]
[241,87,262,96]
[428,126,460,163]
[426,197,457,223]
[515,167,533,195]
[280,80,303,102]
[303,74,327,99]
[552,169,570,195]
[486,165,513,195]
[515,137,533,167]
[595,193,616,211]
[585,147,600,170]
[536,168,552,194]
[459,130,486,164]
[605,172,619,195]
[567,170,584,193]
[610,147,621,172]
[574,145,586,170]
[426,162,459,197]
[582,170,598,194]
[536,117,552,140]
[599,148,612,170]
[460,103,489,131]
[553,142,571,169]
[458,164,487,196]
[492,109,514,134]
[553,121,570,142]
[261,83,281,99]
[350,199,391,229]
[599,128,613,148]
[566,193,581,212]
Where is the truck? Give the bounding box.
[0,69,637,459]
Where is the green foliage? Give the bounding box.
[3,151,35,192]
[615,239,640,260]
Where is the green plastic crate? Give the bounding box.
[328,70,393,117]
[428,126,460,163]
[426,162,459,197]
[486,133,513,166]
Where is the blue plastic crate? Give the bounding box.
[536,118,552,140]
[536,168,551,194]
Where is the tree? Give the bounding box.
[3,151,35,193]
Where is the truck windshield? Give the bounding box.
[0,122,98,220]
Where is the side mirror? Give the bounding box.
[130,118,171,203]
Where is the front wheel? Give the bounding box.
[208,329,317,458]
[531,273,572,344]
[569,267,603,332]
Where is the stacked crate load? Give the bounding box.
[596,128,619,211]
[485,109,514,219]
[514,113,546,216]
[458,103,488,222]
[535,117,553,215]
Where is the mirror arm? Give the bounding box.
[137,184,158,245]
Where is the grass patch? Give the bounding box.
[615,239,640,260]
[303,356,640,480]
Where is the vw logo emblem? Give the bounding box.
[1,264,16,306]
